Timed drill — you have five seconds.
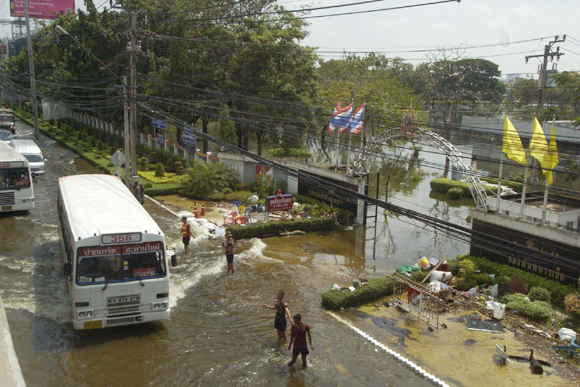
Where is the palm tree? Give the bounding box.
[179,161,237,198]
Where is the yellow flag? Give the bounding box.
[529,117,551,171]
[502,117,526,165]
[544,121,560,186]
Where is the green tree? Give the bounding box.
[179,161,237,198]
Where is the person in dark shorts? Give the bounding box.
[221,231,235,274]
[288,314,313,368]
[262,290,293,343]
[181,216,193,254]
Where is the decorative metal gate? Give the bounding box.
[392,274,442,329]
[350,111,490,210]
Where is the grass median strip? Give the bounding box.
[321,277,393,311]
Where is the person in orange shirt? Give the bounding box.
[181,216,194,254]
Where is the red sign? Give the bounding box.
[10,0,75,20]
[122,242,162,254]
[407,286,422,310]
[266,194,293,212]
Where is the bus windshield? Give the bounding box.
[76,242,166,285]
[0,168,31,190]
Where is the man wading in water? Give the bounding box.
[181,216,194,254]
[262,290,293,343]
[288,314,313,368]
[221,231,235,274]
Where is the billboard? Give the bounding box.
[11,0,75,20]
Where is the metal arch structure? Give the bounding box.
[350,127,490,211]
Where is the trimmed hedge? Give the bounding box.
[321,277,393,310]
[480,177,523,193]
[447,187,463,200]
[430,178,474,198]
[145,185,181,196]
[458,255,573,306]
[227,217,337,240]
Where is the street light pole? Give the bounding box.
[23,0,39,138]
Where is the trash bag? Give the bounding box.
[396,265,419,274]
[490,284,499,298]
[557,328,577,343]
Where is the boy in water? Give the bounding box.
[221,231,235,274]
[288,314,313,369]
[262,290,293,343]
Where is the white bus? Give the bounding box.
[57,174,176,330]
[0,141,34,212]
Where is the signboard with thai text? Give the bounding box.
[10,0,75,20]
[156,133,164,146]
[266,194,293,212]
[151,118,167,130]
[182,128,196,153]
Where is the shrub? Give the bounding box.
[459,260,476,275]
[155,163,165,177]
[480,177,523,193]
[138,157,149,171]
[222,188,233,196]
[564,293,580,318]
[508,275,528,295]
[227,217,337,240]
[447,187,463,200]
[107,162,114,167]
[95,155,101,160]
[528,286,551,303]
[494,276,511,297]
[502,293,552,322]
[457,255,573,306]
[175,161,184,175]
[179,161,237,199]
[97,140,103,151]
[430,178,473,198]
[144,186,181,196]
[321,277,393,310]
[143,182,153,189]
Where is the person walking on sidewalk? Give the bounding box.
[262,290,293,343]
[181,216,194,254]
[288,314,313,369]
[221,231,235,274]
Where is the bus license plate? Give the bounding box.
[1,206,12,211]
[84,320,103,330]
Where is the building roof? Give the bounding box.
[59,174,163,241]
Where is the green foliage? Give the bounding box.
[268,148,312,158]
[208,190,253,202]
[501,293,553,322]
[528,286,551,303]
[564,293,580,318]
[494,276,511,298]
[145,186,181,196]
[480,177,523,193]
[430,178,473,198]
[227,217,337,240]
[321,277,393,311]
[455,274,493,291]
[155,163,165,177]
[179,161,237,199]
[139,157,149,172]
[143,182,153,189]
[459,260,476,275]
[447,187,463,200]
[457,255,573,306]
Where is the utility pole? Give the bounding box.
[346,89,354,175]
[128,11,138,179]
[525,35,565,112]
[123,76,131,188]
[23,0,39,138]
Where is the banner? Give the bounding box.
[156,133,164,146]
[11,0,75,20]
[266,194,293,212]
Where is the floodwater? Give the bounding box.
[0,121,432,386]
[0,121,567,386]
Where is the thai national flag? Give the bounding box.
[337,103,353,133]
[328,102,353,132]
[349,103,365,134]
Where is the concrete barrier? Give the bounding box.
[0,296,26,387]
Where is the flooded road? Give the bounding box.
[1,121,435,386]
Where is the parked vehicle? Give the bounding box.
[0,129,14,144]
[9,139,45,176]
[0,108,16,134]
[0,141,35,212]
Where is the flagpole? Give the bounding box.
[496,152,504,212]
[334,120,340,171]
[519,151,530,220]
[346,89,354,174]
[541,115,556,224]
